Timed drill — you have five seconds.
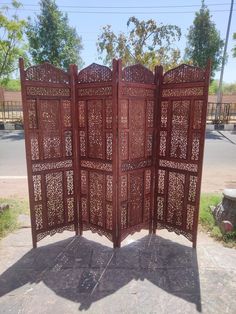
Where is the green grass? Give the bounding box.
[1,79,21,91]
[200,193,236,247]
[0,198,29,239]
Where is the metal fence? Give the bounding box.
[0,100,236,125]
[0,101,23,122]
[207,102,236,124]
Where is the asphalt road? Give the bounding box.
[0,130,235,193]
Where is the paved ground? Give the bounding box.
[0,130,236,197]
[0,224,236,314]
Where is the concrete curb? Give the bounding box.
[0,122,23,130]
[206,124,236,131]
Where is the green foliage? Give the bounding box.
[233,32,236,58]
[200,193,236,247]
[209,80,219,95]
[0,0,27,85]
[208,79,236,95]
[0,198,29,239]
[185,1,224,79]
[97,16,181,71]
[27,0,83,70]
[3,78,21,91]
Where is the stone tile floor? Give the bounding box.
[0,226,236,314]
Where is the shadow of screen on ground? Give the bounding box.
[0,235,202,311]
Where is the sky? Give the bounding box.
[3,0,236,83]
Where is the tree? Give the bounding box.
[0,0,27,85]
[97,16,181,71]
[185,1,224,78]
[233,33,236,58]
[27,0,83,70]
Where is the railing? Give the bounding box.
[0,101,23,122]
[207,102,236,124]
[0,100,236,124]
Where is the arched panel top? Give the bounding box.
[77,63,112,83]
[25,63,70,84]
[163,64,206,84]
[122,64,154,84]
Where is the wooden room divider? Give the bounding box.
[19,58,210,248]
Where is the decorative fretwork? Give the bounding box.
[25,62,69,84]
[159,159,198,172]
[159,131,167,157]
[78,101,86,128]
[147,100,154,128]
[35,204,43,230]
[27,99,38,129]
[30,133,40,160]
[66,170,74,195]
[89,172,104,227]
[106,100,113,129]
[191,133,200,161]
[163,64,206,84]
[193,100,203,129]
[21,60,209,248]
[33,175,42,202]
[121,202,127,229]
[78,63,112,83]
[81,197,88,222]
[120,100,128,128]
[40,100,59,130]
[121,159,152,172]
[120,131,128,160]
[122,64,154,83]
[167,172,185,226]
[106,175,112,201]
[144,196,151,222]
[170,101,189,160]
[88,100,103,159]
[81,170,87,194]
[65,131,72,157]
[188,176,198,203]
[79,131,86,157]
[129,173,143,226]
[157,170,165,194]
[186,205,195,231]
[62,100,72,128]
[67,198,74,222]
[120,175,128,200]
[160,101,168,128]
[27,86,70,97]
[32,160,72,172]
[145,169,151,194]
[129,100,145,159]
[106,204,113,230]
[162,87,204,97]
[157,197,164,221]
[121,86,155,97]
[78,87,112,96]
[106,133,113,160]
[46,172,64,227]
[43,133,61,159]
[81,160,112,172]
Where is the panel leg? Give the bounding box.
[32,237,37,249]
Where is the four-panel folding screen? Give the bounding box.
[19,58,210,248]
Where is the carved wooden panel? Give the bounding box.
[20,60,77,248]
[21,59,210,249]
[118,63,156,244]
[154,63,210,246]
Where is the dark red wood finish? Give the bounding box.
[19,58,210,248]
